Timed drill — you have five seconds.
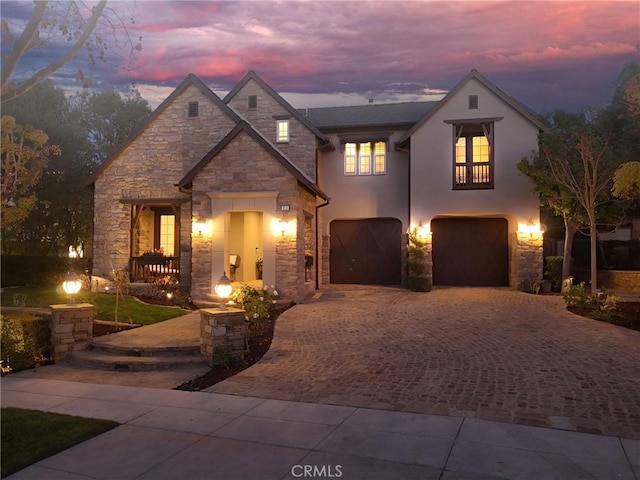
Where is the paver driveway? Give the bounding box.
[206,286,640,439]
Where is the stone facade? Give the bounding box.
[50,303,94,361]
[93,82,237,286]
[225,77,318,180]
[511,232,544,288]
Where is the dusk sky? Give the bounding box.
[2,1,639,113]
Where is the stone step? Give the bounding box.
[87,342,201,357]
[72,349,206,371]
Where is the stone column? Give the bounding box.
[200,308,247,367]
[50,303,94,362]
[512,232,544,288]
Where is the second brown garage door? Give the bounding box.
[330,218,402,285]
[432,217,509,286]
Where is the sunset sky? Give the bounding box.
[2,1,639,113]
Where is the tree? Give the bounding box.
[518,111,589,283]
[1,0,141,103]
[613,162,640,201]
[1,116,60,247]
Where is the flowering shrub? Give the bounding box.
[230,284,279,334]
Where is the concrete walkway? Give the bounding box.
[2,376,638,480]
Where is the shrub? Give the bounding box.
[1,315,51,372]
[406,228,431,292]
[544,256,563,292]
[562,285,619,317]
[230,284,279,335]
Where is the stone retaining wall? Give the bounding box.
[574,268,640,292]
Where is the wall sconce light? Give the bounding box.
[214,272,233,310]
[192,219,212,237]
[518,221,545,239]
[272,218,296,237]
[62,271,82,304]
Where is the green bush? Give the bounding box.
[1,315,51,372]
[544,256,563,292]
[407,276,431,292]
[230,284,278,335]
[562,285,618,316]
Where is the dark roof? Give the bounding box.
[224,70,331,146]
[302,102,438,129]
[398,69,549,144]
[85,74,241,187]
[177,121,329,201]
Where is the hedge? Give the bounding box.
[0,256,90,287]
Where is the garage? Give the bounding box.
[431,217,509,286]
[330,218,402,285]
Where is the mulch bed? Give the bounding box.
[568,301,640,332]
[175,304,291,391]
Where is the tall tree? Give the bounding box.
[1,0,141,103]
[1,116,60,253]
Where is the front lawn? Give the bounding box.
[1,407,118,477]
[1,286,189,325]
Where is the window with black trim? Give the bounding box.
[344,141,386,175]
[453,123,493,189]
[248,95,257,109]
[187,102,199,117]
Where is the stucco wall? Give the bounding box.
[318,131,410,231]
[93,84,236,286]
[225,78,318,180]
[409,77,541,229]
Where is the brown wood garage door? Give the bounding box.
[432,217,508,286]
[330,218,402,285]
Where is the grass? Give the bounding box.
[1,286,189,325]
[1,407,118,477]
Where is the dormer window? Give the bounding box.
[187,102,199,117]
[248,95,258,109]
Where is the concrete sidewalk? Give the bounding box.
[2,377,638,480]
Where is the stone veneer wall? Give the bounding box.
[225,79,318,180]
[510,232,544,288]
[190,131,310,302]
[200,308,246,366]
[50,304,93,361]
[93,84,236,287]
[573,268,640,292]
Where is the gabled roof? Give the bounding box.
[303,101,438,130]
[223,70,331,147]
[85,74,242,186]
[397,69,549,145]
[177,120,329,201]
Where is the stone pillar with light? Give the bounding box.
[50,272,93,361]
[200,273,247,367]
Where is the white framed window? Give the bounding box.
[276,119,289,143]
[344,141,386,176]
[344,143,357,175]
[159,214,175,256]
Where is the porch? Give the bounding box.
[130,256,180,282]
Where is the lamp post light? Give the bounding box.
[62,271,82,304]
[214,272,233,310]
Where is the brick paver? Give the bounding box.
[206,286,640,439]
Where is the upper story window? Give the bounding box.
[453,122,493,189]
[276,119,290,143]
[344,141,386,176]
[248,95,258,109]
[187,102,199,117]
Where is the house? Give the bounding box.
[88,69,546,303]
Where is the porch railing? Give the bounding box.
[130,256,180,282]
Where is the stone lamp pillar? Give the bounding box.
[50,303,94,361]
[200,307,247,367]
